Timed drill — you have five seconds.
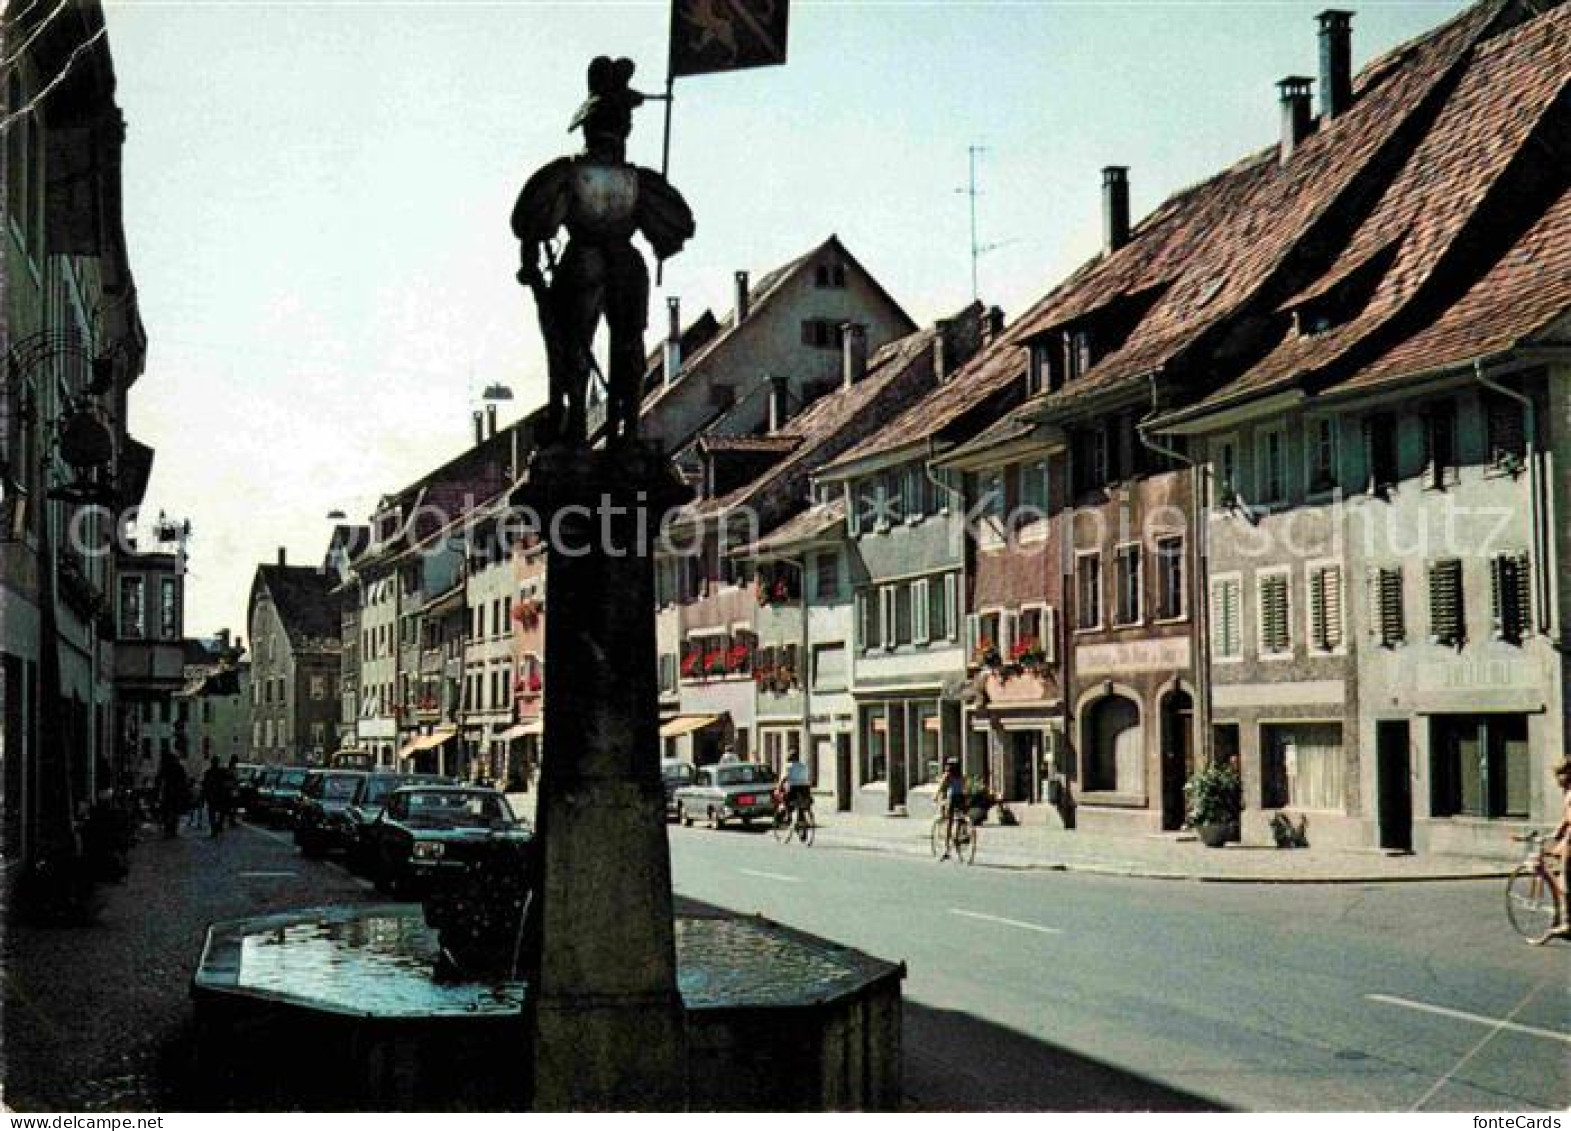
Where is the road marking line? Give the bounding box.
[242,823,295,847]
[238,871,296,878]
[738,868,802,884]
[948,908,1061,935]
[1365,991,1570,1048]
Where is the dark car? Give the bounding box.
[661,758,696,820]
[293,769,369,857]
[673,762,776,829]
[255,766,310,826]
[344,772,449,875]
[368,786,531,897]
[232,763,263,814]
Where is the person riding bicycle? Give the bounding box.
[778,752,812,823]
[1537,758,1571,944]
[936,758,965,861]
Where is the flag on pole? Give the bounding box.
[669,0,789,79]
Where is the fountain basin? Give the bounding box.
[192,901,903,1110]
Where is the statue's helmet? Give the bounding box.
[569,56,644,141]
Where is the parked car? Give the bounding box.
[345,772,449,875]
[293,769,369,857]
[367,786,531,897]
[232,763,264,814]
[673,762,776,829]
[254,766,310,826]
[661,758,696,820]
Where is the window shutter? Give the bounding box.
[880,586,896,650]
[1369,566,1405,647]
[1486,395,1526,467]
[1309,566,1342,651]
[1513,553,1532,639]
[1428,559,1463,646]
[1260,574,1289,653]
[965,612,980,655]
[1210,579,1240,658]
[1043,606,1060,664]
[912,579,930,644]
[944,574,959,640]
[1490,553,1531,644]
[1001,610,1018,660]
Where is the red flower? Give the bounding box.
[681,653,700,677]
[1010,635,1038,661]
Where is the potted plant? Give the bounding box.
[1184,761,1241,847]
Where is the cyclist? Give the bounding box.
[935,758,965,861]
[1535,758,1571,944]
[777,751,813,827]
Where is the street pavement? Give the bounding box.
[669,822,1571,1112]
[4,811,1565,1112]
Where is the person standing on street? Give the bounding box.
[155,751,187,839]
[201,756,226,837]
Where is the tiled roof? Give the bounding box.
[1019,0,1518,421]
[698,434,803,454]
[740,498,847,558]
[689,316,954,521]
[254,564,340,648]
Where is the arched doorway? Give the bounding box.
[1083,694,1141,794]
[1159,687,1195,830]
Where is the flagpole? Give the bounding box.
[657,72,674,285]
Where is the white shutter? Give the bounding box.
[1043,606,1060,664]
[1321,566,1343,650]
[1001,610,1019,661]
[880,586,895,651]
[913,579,931,644]
[965,612,981,656]
[945,574,960,640]
[1428,559,1463,646]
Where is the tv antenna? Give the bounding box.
[955,144,1020,303]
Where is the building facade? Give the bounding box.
[247,550,342,766]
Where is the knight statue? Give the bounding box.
[512,56,696,446]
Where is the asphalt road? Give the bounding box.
[668,823,1571,1112]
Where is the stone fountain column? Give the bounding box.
[515,442,690,1111]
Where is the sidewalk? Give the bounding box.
[806,808,1513,883]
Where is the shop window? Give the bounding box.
[861,708,888,784]
[1262,723,1344,811]
[1430,714,1530,819]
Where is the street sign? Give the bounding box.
[669,0,789,78]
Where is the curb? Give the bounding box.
[809,831,1511,885]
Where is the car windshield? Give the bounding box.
[361,776,401,805]
[716,765,769,787]
[278,770,308,789]
[320,775,361,801]
[401,791,514,828]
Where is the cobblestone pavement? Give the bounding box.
[2,818,370,1111]
[803,807,1513,882]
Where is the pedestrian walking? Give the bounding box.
[154,751,187,839]
[201,756,227,837]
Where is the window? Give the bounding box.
[1258,571,1291,656]
[800,319,840,349]
[1490,553,1531,645]
[1306,564,1343,653]
[1211,437,1239,507]
[1074,426,1109,494]
[160,577,179,637]
[901,466,924,520]
[1075,552,1102,630]
[1065,329,1094,381]
[1084,694,1140,794]
[1258,427,1287,504]
[1262,723,1344,811]
[1366,412,1398,494]
[1113,543,1142,626]
[812,644,846,690]
[814,551,840,601]
[856,590,881,651]
[1027,343,1054,396]
[1428,558,1464,647]
[1431,714,1529,819]
[120,576,145,639]
[310,675,328,701]
[893,584,913,647]
[1485,392,1527,469]
[1018,460,1048,522]
[1423,400,1456,489]
[861,707,888,784]
[814,262,846,288]
[912,579,931,645]
[1307,417,1338,494]
[1154,536,1185,620]
[1211,577,1241,659]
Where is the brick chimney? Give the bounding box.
[1102,166,1130,256]
[663,296,682,386]
[1278,76,1314,164]
[277,547,287,567]
[841,323,867,388]
[734,270,750,324]
[1318,10,1354,121]
[981,306,1005,347]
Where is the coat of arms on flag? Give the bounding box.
[669,0,789,79]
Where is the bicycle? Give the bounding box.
[930,807,977,865]
[771,795,815,847]
[1505,831,1565,943]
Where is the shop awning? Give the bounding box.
[659,714,720,739]
[397,727,458,758]
[496,719,543,741]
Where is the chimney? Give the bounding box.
[277,546,287,567]
[1102,166,1130,256]
[841,323,868,389]
[473,409,484,447]
[1278,76,1314,164]
[486,402,498,439]
[217,628,230,653]
[1318,10,1354,121]
[768,374,791,431]
[664,296,682,386]
[734,270,750,324]
[981,306,1005,346]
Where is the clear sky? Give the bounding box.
[105,0,1470,640]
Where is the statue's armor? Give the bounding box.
[565,162,640,242]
